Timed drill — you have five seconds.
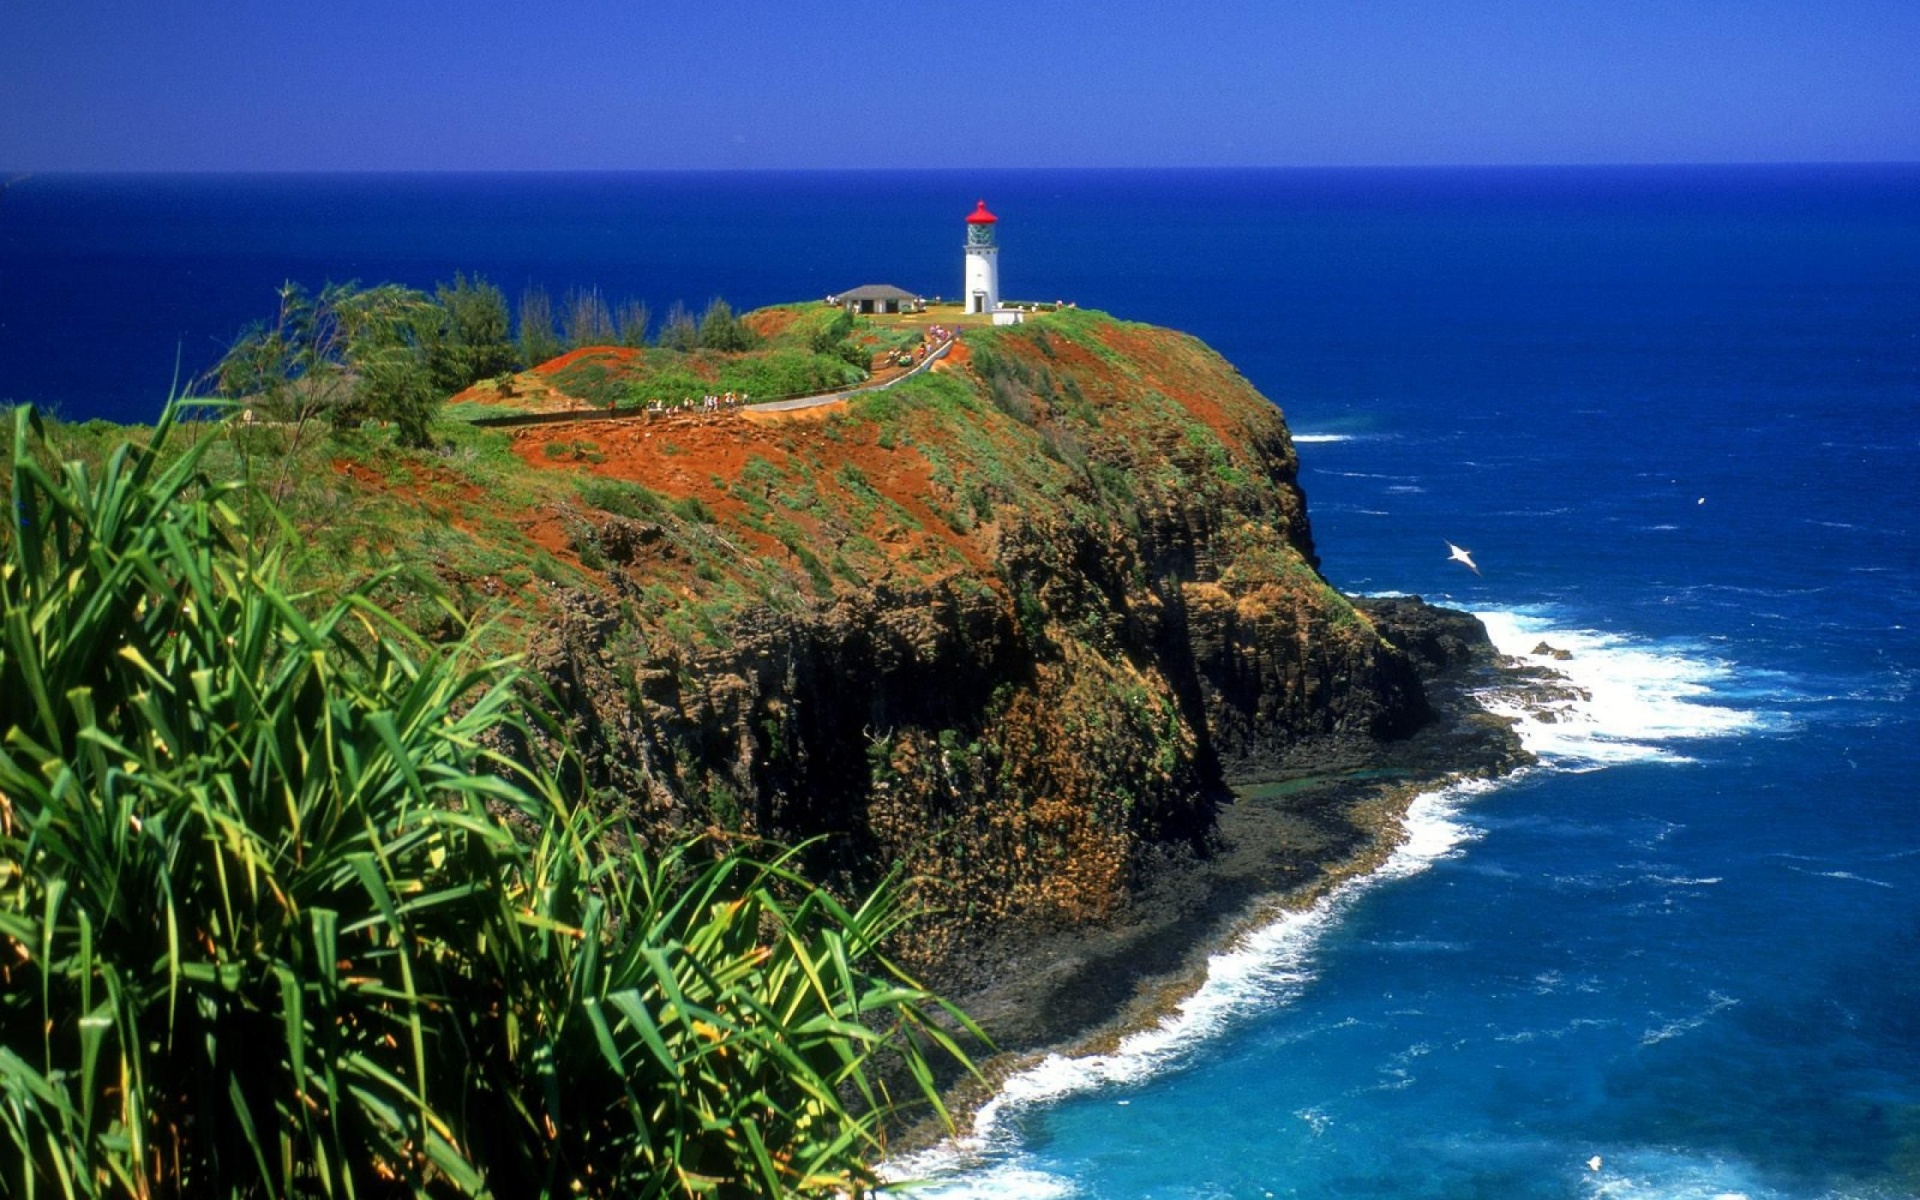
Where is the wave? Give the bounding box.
[1293,433,1354,444]
[1472,611,1773,767]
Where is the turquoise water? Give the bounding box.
[3,167,1916,1196]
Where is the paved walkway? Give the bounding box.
[743,333,954,413]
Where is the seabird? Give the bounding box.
[1445,541,1480,575]
[1587,1155,1603,1172]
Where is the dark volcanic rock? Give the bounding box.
[1355,594,1503,676]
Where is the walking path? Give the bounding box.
[469,334,955,430]
[741,333,954,413]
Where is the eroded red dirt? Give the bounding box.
[504,407,996,582]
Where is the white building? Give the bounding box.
[963,200,1003,318]
[833,283,921,315]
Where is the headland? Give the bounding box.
[428,302,1540,1069]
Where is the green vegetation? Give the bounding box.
[216,275,538,449]
[700,347,860,403]
[656,302,698,353]
[515,286,563,366]
[429,273,518,391]
[562,285,617,348]
[221,279,866,449]
[693,298,757,353]
[216,282,446,449]
[0,401,978,1197]
[805,309,873,370]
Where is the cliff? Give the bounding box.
[411,307,1501,970]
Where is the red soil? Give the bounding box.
[1095,324,1253,448]
[504,407,996,582]
[743,306,803,339]
[530,345,645,377]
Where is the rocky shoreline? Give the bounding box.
[909,596,1540,1134]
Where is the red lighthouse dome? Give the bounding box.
[966,199,998,224]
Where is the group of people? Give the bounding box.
[641,391,749,416]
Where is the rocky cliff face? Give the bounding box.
[497,310,1452,965]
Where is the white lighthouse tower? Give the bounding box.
[963,199,1000,316]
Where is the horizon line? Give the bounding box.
[6,160,1919,179]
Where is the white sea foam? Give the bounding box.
[1473,610,1767,767]
[1293,433,1354,444]
[1786,865,1895,889]
[1639,991,1740,1047]
[1582,1145,1786,1200]
[886,1161,1077,1200]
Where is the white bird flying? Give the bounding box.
[1445,541,1480,575]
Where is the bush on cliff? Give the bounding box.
[0,400,975,1197]
[216,282,444,449]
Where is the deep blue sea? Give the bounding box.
[3,167,1917,1198]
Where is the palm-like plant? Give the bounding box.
[0,400,977,1198]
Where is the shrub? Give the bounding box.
[579,476,666,520]
[694,298,757,352]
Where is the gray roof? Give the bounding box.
[836,283,921,301]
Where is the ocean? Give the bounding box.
[3,166,1917,1198]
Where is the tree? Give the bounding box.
[809,307,855,355]
[614,296,651,348]
[696,296,758,352]
[657,299,698,352]
[517,284,562,366]
[429,271,517,390]
[215,281,354,424]
[329,284,442,447]
[562,286,616,350]
[214,280,443,453]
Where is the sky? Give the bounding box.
[3,0,1917,171]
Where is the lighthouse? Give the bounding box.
[963,199,1000,316]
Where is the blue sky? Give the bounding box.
[3,1,1916,171]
